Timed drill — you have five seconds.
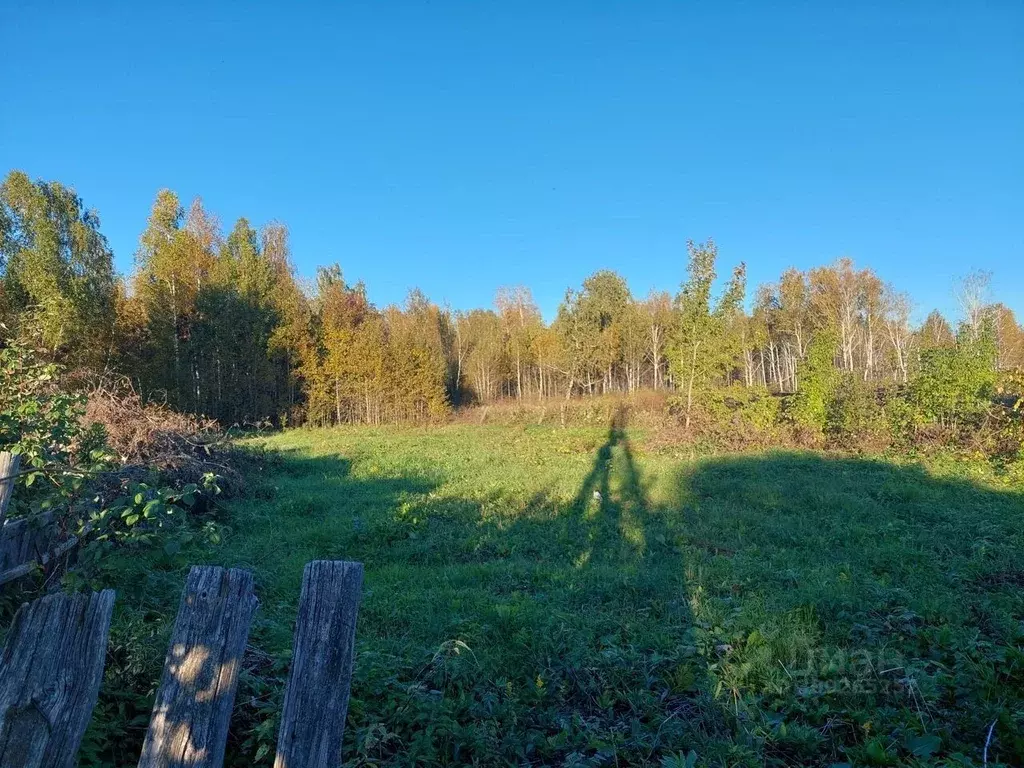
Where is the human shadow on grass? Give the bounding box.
[555,406,729,758]
[345,407,733,765]
[70,429,1024,766]
[341,430,1024,766]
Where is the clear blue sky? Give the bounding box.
[2,1,1021,322]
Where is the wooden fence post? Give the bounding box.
[0,589,116,768]
[138,566,257,768]
[274,560,364,768]
[0,452,19,526]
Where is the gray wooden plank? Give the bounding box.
[0,534,81,587]
[0,452,19,526]
[138,566,257,768]
[274,560,364,768]
[0,589,116,768]
[0,512,54,574]
[0,561,35,587]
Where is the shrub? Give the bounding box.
[705,384,782,438]
[788,332,839,433]
[883,387,919,446]
[912,325,997,429]
[0,335,111,521]
[825,375,889,449]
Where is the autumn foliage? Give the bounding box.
[2,170,1022,451]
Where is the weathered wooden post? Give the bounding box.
[138,566,257,768]
[0,451,19,526]
[274,560,364,768]
[0,589,116,767]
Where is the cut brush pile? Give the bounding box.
[84,377,243,492]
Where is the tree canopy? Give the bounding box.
[2,170,1021,431]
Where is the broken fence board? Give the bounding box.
[0,512,78,588]
[138,566,257,768]
[0,452,18,525]
[0,589,116,768]
[0,512,54,573]
[274,559,364,768]
[0,535,80,588]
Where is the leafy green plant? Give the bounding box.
[0,334,113,520]
[69,474,223,591]
[660,750,698,768]
[0,335,225,588]
[710,384,781,432]
[788,331,840,433]
[912,322,998,429]
[825,375,888,447]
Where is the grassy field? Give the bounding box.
[85,418,1023,766]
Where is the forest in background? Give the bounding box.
[2,169,1022,447]
[2,175,1024,767]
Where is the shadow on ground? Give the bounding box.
[76,414,1024,767]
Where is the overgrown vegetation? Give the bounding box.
[0,337,225,595]
[53,423,1021,767]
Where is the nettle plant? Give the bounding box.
[0,334,221,584]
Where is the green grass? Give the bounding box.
[83,421,1022,766]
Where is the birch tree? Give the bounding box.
[669,239,746,430]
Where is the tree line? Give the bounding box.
[2,170,1022,429]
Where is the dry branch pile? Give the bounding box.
[84,378,242,490]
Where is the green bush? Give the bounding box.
[788,332,840,433]
[825,375,888,447]
[0,336,111,521]
[705,384,782,434]
[882,387,919,446]
[912,324,997,429]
